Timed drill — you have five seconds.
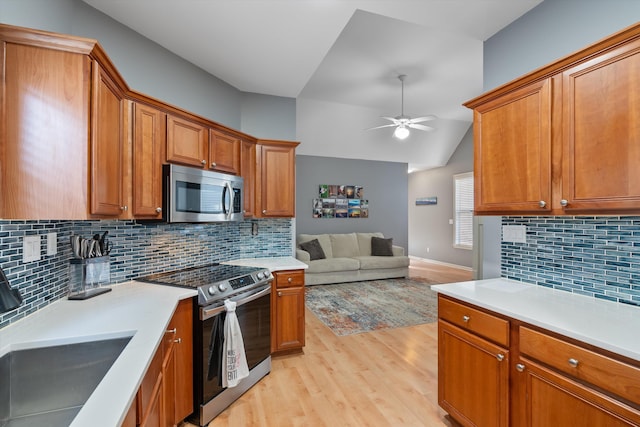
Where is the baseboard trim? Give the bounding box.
[409,256,473,272]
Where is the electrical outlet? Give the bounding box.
[47,232,57,256]
[23,235,41,263]
[502,225,527,243]
[426,247,430,253]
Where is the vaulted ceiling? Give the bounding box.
[82,0,543,171]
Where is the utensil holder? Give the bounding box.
[68,255,112,300]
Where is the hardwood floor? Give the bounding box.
[185,261,471,427]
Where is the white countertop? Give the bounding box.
[432,278,640,362]
[0,281,197,427]
[224,256,308,272]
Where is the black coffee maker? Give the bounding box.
[0,266,22,313]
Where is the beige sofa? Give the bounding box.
[296,232,409,286]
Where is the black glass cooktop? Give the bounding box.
[138,263,264,289]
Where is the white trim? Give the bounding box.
[409,255,473,272]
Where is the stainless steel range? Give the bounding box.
[139,263,273,426]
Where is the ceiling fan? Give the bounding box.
[367,74,436,140]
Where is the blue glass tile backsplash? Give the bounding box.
[0,219,292,329]
[502,216,640,307]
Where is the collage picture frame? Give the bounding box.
[313,184,368,219]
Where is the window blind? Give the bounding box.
[454,172,473,250]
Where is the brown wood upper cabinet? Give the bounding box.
[465,23,640,215]
[240,140,257,217]
[166,114,208,168]
[132,103,166,219]
[256,140,299,218]
[209,129,240,174]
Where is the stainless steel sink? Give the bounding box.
[0,335,132,427]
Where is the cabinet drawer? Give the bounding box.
[438,296,509,347]
[520,326,640,405]
[274,270,305,289]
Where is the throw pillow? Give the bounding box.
[299,238,326,261]
[371,236,394,256]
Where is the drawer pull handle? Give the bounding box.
[516,363,525,372]
[568,358,579,368]
[462,315,470,323]
[496,353,505,362]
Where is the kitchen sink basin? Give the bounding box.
[0,335,132,427]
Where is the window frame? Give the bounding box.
[453,172,474,250]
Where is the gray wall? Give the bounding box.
[0,0,295,138]
[483,0,640,281]
[408,126,473,268]
[295,155,408,252]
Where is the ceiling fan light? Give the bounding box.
[393,126,410,140]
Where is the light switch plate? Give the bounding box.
[47,232,57,256]
[502,225,527,243]
[23,235,41,263]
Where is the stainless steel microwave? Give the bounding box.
[163,164,244,223]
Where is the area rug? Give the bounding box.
[305,277,439,336]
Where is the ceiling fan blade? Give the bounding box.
[365,123,397,131]
[408,123,435,132]
[408,115,437,123]
[380,116,400,124]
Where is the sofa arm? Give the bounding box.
[296,248,311,263]
[392,245,405,256]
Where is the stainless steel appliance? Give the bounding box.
[163,164,244,223]
[138,263,272,426]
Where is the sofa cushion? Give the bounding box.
[298,233,333,258]
[371,236,394,256]
[330,233,360,258]
[305,257,360,274]
[299,238,326,260]
[356,255,410,270]
[356,232,384,256]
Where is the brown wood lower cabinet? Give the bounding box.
[271,269,305,354]
[437,295,640,427]
[121,298,193,427]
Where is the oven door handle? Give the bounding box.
[200,282,271,320]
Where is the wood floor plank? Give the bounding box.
[187,261,468,427]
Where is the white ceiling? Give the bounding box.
[82,0,542,171]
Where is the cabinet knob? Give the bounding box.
[262,210,267,214]
[496,353,505,362]
[539,200,546,208]
[288,277,293,283]
[560,199,568,207]
[211,162,217,168]
[462,315,470,323]
[516,363,525,372]
[568,358,579,368]
[278,291,282,297]
[166,328,176,334]
[174,338,182,344]
[201,159,206,165]
[120,205,128,211]
[155,207,162,213]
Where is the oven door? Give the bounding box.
[196,284,271,406]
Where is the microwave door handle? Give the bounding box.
[225,182,233,219]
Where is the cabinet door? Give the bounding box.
[241,140,256,218]
[438,320,509,427]
[2,43,90,219]
[172,298,194,422]
[515,358,640,427]
[256,142,297,217]
[166,115,207,167]
[133,103,165,218]
[473,79,552,214]
[162,341,176,427]
[562,39,640,212]
[90,61,126,216]
[209,130,240,174]
[272,286,305,353]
